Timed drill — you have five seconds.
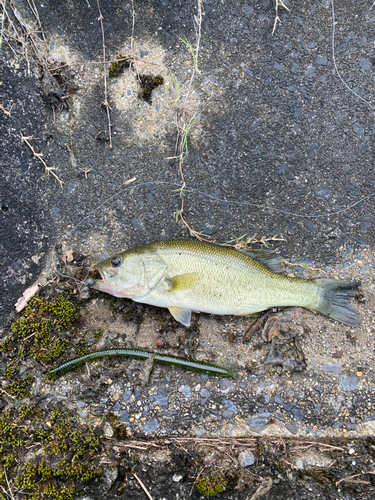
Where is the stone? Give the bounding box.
[120,410,129,422]
[243,4,253,15]
[143,405,150,416]
[353,124,364,137]
[316,55,327,65]
[359,58,372,70]
[123,389,132,401]
[103,422,114,438]
[321,364,341,373]
[178,385,192,398]
[155,389,169,409]
[194,426,206,437]
[219,378,234,393]
[224,399,238,412]
[51,207,61,218]
[290,64,299,74]
[304,65,315,79]
[314,185,333,203]
[144,418,160,433]
[291,406,304,421]
[113,401,121,412]
[339,376,359,392]
[353,237,367,246]
[222,410,234,420]
[131,218,144,230]
[245,417,268,434]
[256,394,270,405]
[67,179,76,194]
[286,424,298,435]
[238,450,255,467]
[200,388,210,398]
[346,423,358,431]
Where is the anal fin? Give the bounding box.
[168,306,192,327]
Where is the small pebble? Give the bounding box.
[238,450,255,467]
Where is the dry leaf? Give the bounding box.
[332,350,344,359]
[268,320,280,341]
[62,249,74,264]
[15,283,40,312]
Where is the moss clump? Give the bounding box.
[0,406,102,499]
[108,52,131,77]
[94,327,104,341]
[1,295,78,367]
[196,472,228,497]
[74,336,88,357]
[138,74,164,104]
[4,364,18,379]
[7,373,35,399]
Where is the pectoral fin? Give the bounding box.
[168,306,192,327]
[167,272,199,292]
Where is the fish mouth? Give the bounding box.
[91,266,108,292]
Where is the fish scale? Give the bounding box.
[134,240,318,314]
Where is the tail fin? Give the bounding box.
[314,279,360,327]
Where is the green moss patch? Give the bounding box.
[108,52,131,77]
[1,295,78,367]
[0,406,102,499]
[138,74,164,104]
[195,471,228,497]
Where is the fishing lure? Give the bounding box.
[49,348,236,378]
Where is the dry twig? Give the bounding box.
[20,134,64,187]
[336,470,375,486]
[248,477,273,500]
[133,473,154,500]
[188,467,204,498]
[0,387,15,400]
[96,0,112,148]
[2,468,16,500]
[25,0,46,42]
[272,0,289,35]
[0,103,13,116]
[130,0,135,60]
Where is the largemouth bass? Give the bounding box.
[92,240,360,327]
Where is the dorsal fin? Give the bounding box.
[239,248,284,274]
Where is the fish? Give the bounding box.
[91,239,360,328]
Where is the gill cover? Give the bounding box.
[93,250,167,299]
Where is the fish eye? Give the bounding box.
[111,257,122,267]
